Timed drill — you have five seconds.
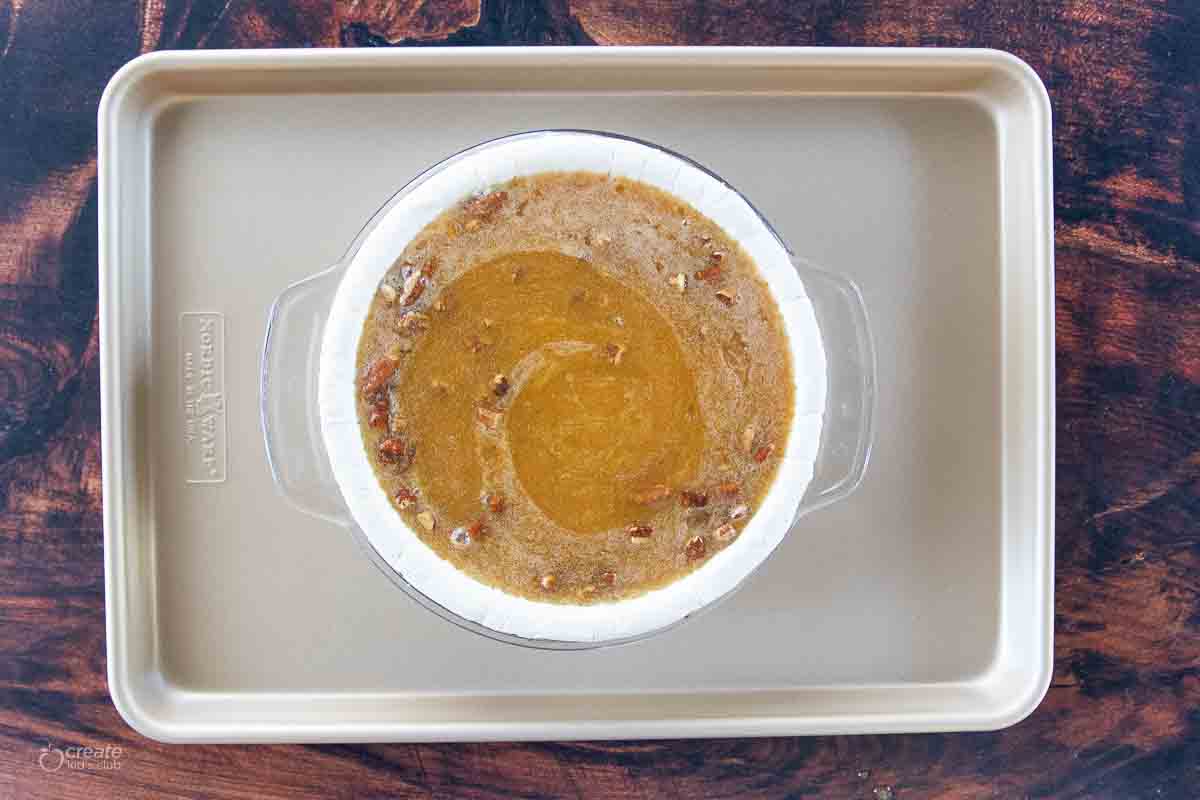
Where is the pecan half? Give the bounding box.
[680,490,709,508]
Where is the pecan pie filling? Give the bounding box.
[355,172,794,603]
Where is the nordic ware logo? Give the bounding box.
[181,312,228,483]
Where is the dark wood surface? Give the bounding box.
[2,0,1198,797]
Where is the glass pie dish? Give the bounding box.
[260,130,875,649]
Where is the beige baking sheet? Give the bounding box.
[99,47,1053,742]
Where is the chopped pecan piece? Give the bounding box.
[741,425,757,454]
[416,510,436,531]
[598,570,617,587]
[715,289,736,307]
[492,374,510,397]
[367,395,390,429]
[715,523,738,541]
[694,264,723,282]
[463,190,508,222]
[398,312,429,332]
[685,535,707,561]
[482,492,506,513]
[377,436,415,469]
[398,268,427,307]
[680,490,709,508]
[729,505,749,521]
[753,443,775,463]
[360,356,398,397]
[394,486,419,510]
[632,484,672,505]
[603,343,627,366]
[477,406,503,431]
[467,519,487,539]
[627,524,653,543]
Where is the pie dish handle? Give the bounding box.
[260,263,354,527]
[792,257,877,516]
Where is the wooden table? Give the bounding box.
[2,1,1197,797]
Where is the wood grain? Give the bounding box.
[1,0,1198,797]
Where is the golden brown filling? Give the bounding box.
[355,172,793,604]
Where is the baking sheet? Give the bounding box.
[99,47,1054,742]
